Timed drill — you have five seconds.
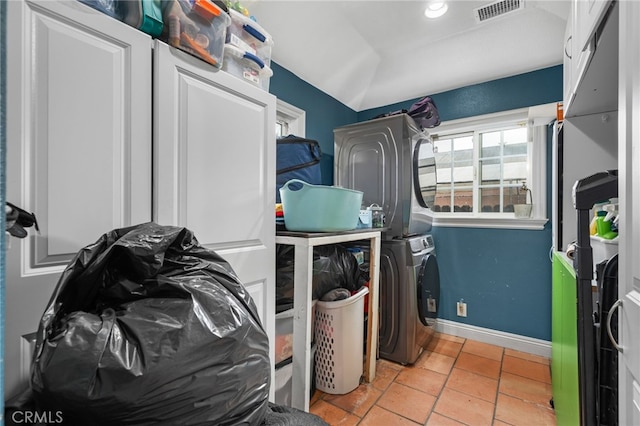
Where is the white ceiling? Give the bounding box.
[243,0,570,111]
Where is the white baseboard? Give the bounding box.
[435,319,552,359]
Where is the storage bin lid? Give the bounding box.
[229,9,274,45]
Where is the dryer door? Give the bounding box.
[417,253,440,327]
[407,133,436,236]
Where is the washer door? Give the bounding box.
[417,253,440,327]
[378,247,399,357]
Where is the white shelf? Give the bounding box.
[275,229,382,411]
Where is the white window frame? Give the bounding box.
[276,99,305,137]
[428,105,554,230]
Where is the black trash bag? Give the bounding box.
[262,403,329,426]
[30,222,270,426]
[275,244,360,310]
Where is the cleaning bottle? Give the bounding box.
[601,198,619,239]
[590,201,608,235]
[595,210,610,236]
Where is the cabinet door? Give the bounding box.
[563,12,574,111]
[153,40,276,367]
[5,0,152,398]
[618,1,640,422]
[576,0,612,53]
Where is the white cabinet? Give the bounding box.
[153,40,276,375]
[563,2,593,116]
[5,0,152,398]
[575,0,611,53]
[564,0,614,117]
[617,2,640,423]
[563,11,574,111]
[5,1,276,401]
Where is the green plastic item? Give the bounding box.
[123,0,164,37]
[279,179,363,232]
[552,252,580,426]
[596,216,612,237]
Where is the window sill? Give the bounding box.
[431,215,549,230]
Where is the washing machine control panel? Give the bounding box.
[409,234,434,253]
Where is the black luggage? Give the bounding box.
[276,135,322,203]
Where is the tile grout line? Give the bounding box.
[492,348,505,425]
[424,336,468,425]
[312,334,554,425]
[355,377,385,424]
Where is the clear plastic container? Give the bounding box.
[222,44,273,91]
[79,0,122,19]
[163,0,231,68]
[226,9,273,67]
[274,302,316,365]
[369,204,385,228]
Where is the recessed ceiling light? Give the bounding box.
[425,1,448,18]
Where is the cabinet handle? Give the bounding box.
[565,35,572,59]
[606,299,623,353]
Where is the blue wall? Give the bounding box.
[269,62,357,184]
[270,64,563,341]
[358,66,563,122]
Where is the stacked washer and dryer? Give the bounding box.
[334,114,440,365]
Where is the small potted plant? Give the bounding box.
[514,182,533,218]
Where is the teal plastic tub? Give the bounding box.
[279,179,363,232]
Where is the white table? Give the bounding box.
[275,229,381,411]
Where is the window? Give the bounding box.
[428,106,552,229]
[276,99,305,137]
[275,119,288,138]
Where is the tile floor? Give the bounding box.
[309,333,556,426]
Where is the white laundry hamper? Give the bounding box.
[314,286,369,394]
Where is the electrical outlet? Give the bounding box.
[427,297,437,313]
[457,301,467,317]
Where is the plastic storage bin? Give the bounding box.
[275,301,317,365]
[314,286,369,394]
[226,9,273,67]
[591,235,619,266]
[222,44,273,91]
[274,344,316,407]
[79,0,122,19]
[163,0,231,68]
[279,179,364,232]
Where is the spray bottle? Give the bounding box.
[600,198,619,239]
[589,201,608,235]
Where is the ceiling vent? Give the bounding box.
[474,0,524,23]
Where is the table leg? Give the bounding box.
[364,234,381,382]
[291,243,314,411]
